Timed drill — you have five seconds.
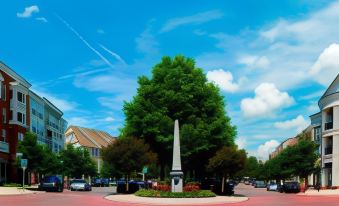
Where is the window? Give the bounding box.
[0,83,5,100]
[17,91,25,104]
[314,127,321,142]
[18,132,24,141]
[17,112,25,124]
[2,108,6,123]
[2,129,6,140]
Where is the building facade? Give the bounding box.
[65,126,115,175]
[311,74,339,188]
[0,62,67,183]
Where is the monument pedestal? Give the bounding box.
[170,171,183,192]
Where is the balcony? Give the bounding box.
[325,122,333,130]
[325,146,333,155]
[0,141,9,153]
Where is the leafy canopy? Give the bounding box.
[122,55,236,175]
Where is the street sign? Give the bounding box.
[21,159,28,168]
[142,167,148,174]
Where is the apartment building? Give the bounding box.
[65,126,115,174]
[310,74,339,188]
[0,62,67,183]
[269,137,298,159]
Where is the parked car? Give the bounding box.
[92,178,110,187]
[116,180,145,194]
[267,182,278,191]
[70,179,92,191]
[244,180,250,185]
[40,176,63,192]
[254,180,266,188]
[280,181,300,193]
[201,178,234,195]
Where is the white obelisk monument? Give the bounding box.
[170,119,183,192]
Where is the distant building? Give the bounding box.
[310,74,339,188]
[65,126,115,174]
[269,137,298,159]
[0,61,67,183]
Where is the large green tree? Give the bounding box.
[60,144,97,179]
[207,146,246,193]
[17,132,44,174]
[101,137,156,191]
[122,55,236,178]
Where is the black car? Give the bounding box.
[40,176,64,192]
[280,181,300,193]
[116,180,145,194]
[201,178,234,196]
[92,178,110,187]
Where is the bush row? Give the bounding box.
[134,189,216,198]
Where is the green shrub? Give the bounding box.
[134,189,216,198]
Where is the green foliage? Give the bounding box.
[40,145,62,175]
[207,146,247,178]
[101,137,157,178]
[17,132,44,173]
[237,156,259,178]
[264,139,319,181]
[122,55,236,177]
[134,189,216,198]
[60,144,97,178]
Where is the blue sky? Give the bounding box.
[1,0,339,160]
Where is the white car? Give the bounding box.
[70,179,92,191]
[267,182,278,191]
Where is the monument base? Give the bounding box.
[170,171,183,192]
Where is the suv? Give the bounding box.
[40,176,64,192]
[280,181,300,193]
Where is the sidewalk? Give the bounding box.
[105,194,248,205]
[299,188,339,196]
[0,187,41,195]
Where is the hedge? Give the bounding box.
[134,189,216,198]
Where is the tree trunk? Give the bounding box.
[221,175,225,194]
[304,176,308,192]
[160,163,165,181]
[126,175,129,192]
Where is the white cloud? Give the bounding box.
[35,17,48,23]
[307,101,319,113]
[235,137,247,149]
[104,117,115,122]
[97,29,105,34]
[274,115,310,133]
[74,73,137,94]
[309,43,339,86]
[67,117,90,127]
[238,55,270,69]
[17,5,39,18]
[206,69,240,92]
[160,10,223,33]
[257,140,280,161]
[32,89,78,112]
[55,14,115,69]
[241,83,294,118]
[136,21,159,56]
[99,44,126,65]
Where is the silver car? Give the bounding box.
[70,179,92,191]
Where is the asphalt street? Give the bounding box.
[1,184,339,206]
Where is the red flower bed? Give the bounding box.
[184,183,201,192]
[153,184,171,191]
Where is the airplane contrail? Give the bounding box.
[55,14,114,68]
[99,44,126,65]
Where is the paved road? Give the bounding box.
[1,184,339,206]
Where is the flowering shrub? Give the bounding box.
[153,184,171,191]
[184,183,201,192]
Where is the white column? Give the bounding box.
[333,134,339,186]
[321,168,326,187]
